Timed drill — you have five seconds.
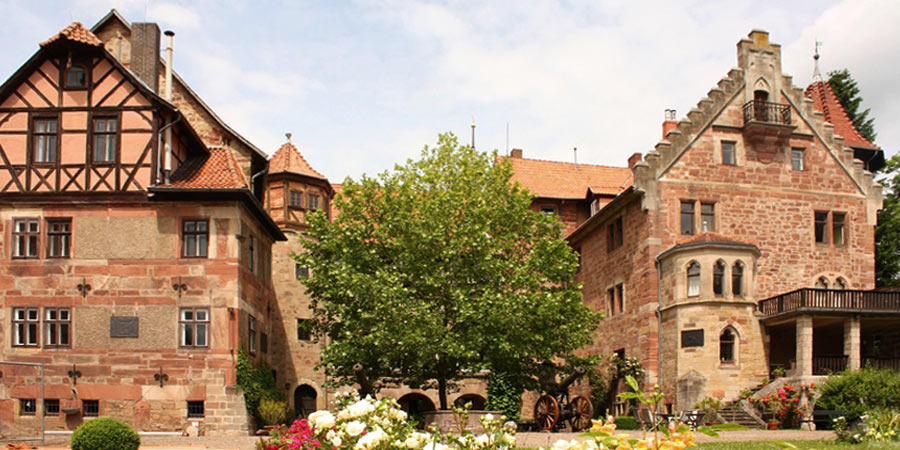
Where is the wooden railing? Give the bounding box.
[813,355,847,375]
[863,357,900,371]
[758,288,900,316]
[743,100,791,125]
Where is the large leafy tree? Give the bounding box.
[828,69,877,143]
[296,132,599,409]
[876,154,900,286]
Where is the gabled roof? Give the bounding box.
[268,142,328,180]
[41,22,103,48]
[805,81,879,150]
[161,148,248,189]
[502,155,632,199]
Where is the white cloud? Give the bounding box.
[149,2,202,30]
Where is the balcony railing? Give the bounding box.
[743,100,791,125]
[863,357,900,372]
[813,355,848,375]
[758,288,900,317]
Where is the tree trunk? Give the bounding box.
[438,376,448,410]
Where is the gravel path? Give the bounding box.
[23,429,835,449]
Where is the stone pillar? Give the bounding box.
[843,316,861,371]
[796,315,813,377]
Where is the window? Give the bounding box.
[732,262,743,296]
[260,332,268,353]
[82,400,99,417]
[297,318,312,342]
[179,308,209,348]
[607,217,624,252]
[46,219,71,258]
[44,399,59,416]
[700,203,715,232]
[295,264,309,279]
[540,205,557,216]
[308,193,320,211]
[814,211,828,243]
[290,190,304,208]
[182,220,209,258]
[687,262,701,297]
[44,307,71,348]
[92,117,118,163]
[720,329,736,363]
[20,399,36,416]
[65,66,87,88]
[607,287,616,317]
[616,284,624,314]
[13,307,39,347]
[680,201,695,235]
[13,219,39,259]
[834,278,848,290]
[791,148,805,171]
[248,235,256,273]
[33,118,58,163]
[248,315,257,354]
[833,212,846,245]
[187,401,205,418]
[713,261,725,296]
[815,277,829,289]
[721,141,736,166]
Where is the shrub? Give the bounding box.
[834,408,900,443]
[817,368,900,422]
[695,397,722,425]
[71,417,140,450]
[486,370,522,422]
[236,348,284,422]
[613,416,637,430]
[749,383,813,428]
[258,398,289,426]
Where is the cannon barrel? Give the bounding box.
[554,367,586,394]
[353,363,375,398]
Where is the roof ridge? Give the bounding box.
[41,21,104,48]
[804,80,878,150]
[503,155,628,170]
[268,142,328,180]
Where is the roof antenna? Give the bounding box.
[573,147,578,170]
[471,117,476,149]
[812,39,823,82]
[286,132,292,143]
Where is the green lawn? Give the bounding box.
[519,442,898,450]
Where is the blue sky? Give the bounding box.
[1,0,898,183]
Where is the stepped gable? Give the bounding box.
[805,81,879,150]
[504,155,632,199]
[161,148,248,189]
[268,142,328,181]
[41,22,104,47]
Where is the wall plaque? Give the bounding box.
[681,329,704,348]
[110,316,139,338]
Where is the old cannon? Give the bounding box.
[533,367,593,431]
[353,363,376,399]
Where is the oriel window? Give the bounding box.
[290,190,303,208]
[732,262,743,296]
[308,193,320,211]
[93,117,118,163]
[182,220,209,258]
[687,262,701,297]
[33,118,58,163]
[713,261,725,296]
[47,219,71,258]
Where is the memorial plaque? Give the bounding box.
[681,329,704,348]
[110,316,139,338]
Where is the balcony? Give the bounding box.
[741,100,795,148]
[813,355,847,375]
[758,288,900,320]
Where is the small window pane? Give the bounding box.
[701,203,715,232]
[681,201,695,235]
[66,67,86,87]
[732,263,743,296]
[815,211,828,243]
[833,212,846,245]
[721,142,735,165]
[687,263,701,297]
[792,149,805,171]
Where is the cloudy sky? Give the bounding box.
[1,0,897,183]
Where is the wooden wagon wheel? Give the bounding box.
[534,394,560,431]
[568,396,594,431]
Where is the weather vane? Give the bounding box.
[812,39,823,81]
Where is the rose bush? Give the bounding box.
[257,392,515,450]
[748,383,814,428]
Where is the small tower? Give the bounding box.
[264,134,334,230]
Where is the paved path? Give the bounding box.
[24,429,836,449]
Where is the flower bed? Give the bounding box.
[748,383,813,429]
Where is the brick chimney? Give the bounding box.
[131,23,161,93]
[510,149,523,158]
[627,152,643,169]
[662,109,677,138]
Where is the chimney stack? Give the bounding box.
[662,109,677,138]
[510,149,523,158]
[131,23,161,93]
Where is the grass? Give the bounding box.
[518,443,898,450]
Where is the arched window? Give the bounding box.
[815,277,829,289]
[720,329,736,363]
[834,278,847,290]
[687,262,701,297]
[732,262,743,296]
[713,260,726,296]
[65,66,87,88]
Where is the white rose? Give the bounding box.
[308,410,336,431]
[345,420,366,436]
[356,427,384,450]
[475,434,490,446]
[348,399,376,418]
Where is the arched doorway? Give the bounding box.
[398,393,436,427]
[453,394,486,410]
[294,385,317,419]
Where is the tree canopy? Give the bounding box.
[828,69,877,143]
[296,132,599,409]
[876,154,900,286]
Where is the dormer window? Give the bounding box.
[65,66,87,88]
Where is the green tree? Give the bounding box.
[877,154,900,286]
[828,69,877,143]
[296,132,599,409]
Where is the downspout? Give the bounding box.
[163,30,175,183]
[157,115,181,183]
[250,164,267,197]
[655,257,664,414]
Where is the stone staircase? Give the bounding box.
[719,402,764,429]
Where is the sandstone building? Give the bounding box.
[0,9,896,437]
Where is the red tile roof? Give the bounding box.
[162,148,248,189]
[675,232,755,247]
[41,22,104,48]
[805,81,878,150]
[268,143,327,180]
[502,155,632,199]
